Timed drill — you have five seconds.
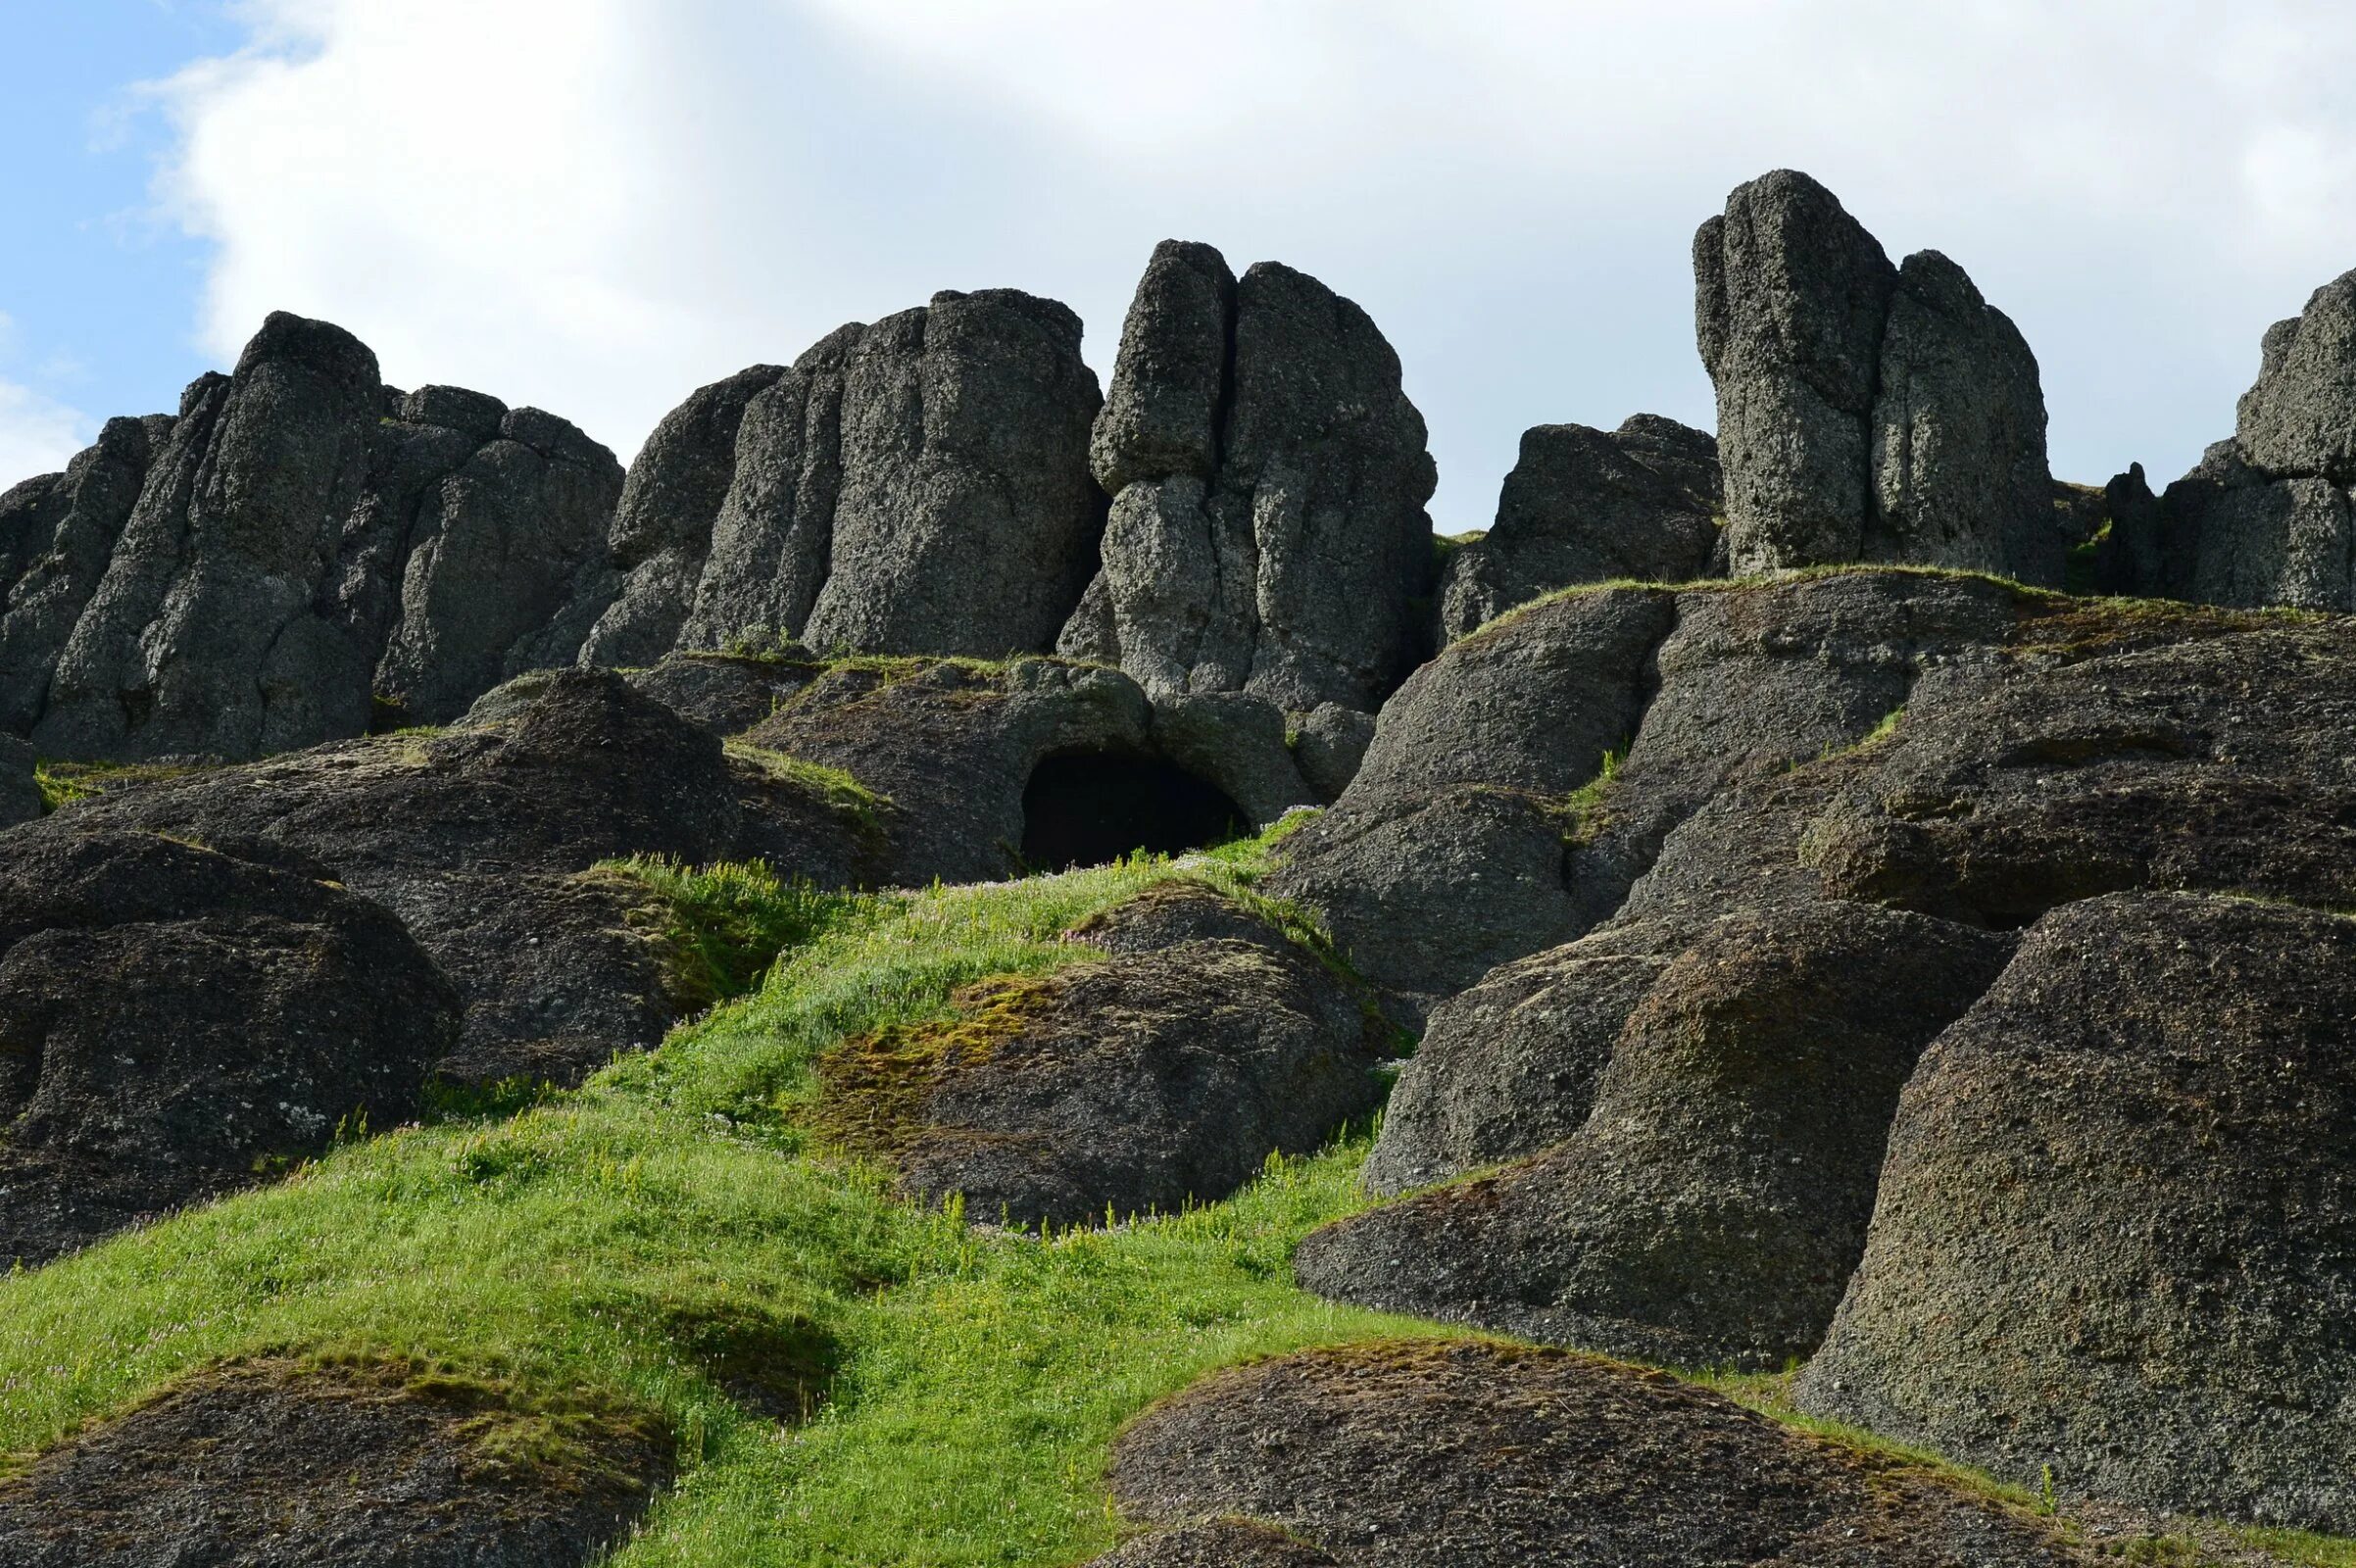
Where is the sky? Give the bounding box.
[5,1,2356,532]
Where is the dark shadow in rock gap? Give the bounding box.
[1020,751,1247,871]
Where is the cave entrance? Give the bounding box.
[1019,751,1249,871]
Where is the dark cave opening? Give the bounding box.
[1019,751,1249,872]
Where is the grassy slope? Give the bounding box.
[0,816,2346,1565]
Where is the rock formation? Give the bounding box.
[1697,170,2061,582]
[1436,416,1721,641]
[2101,269,2356,611]
[0,1358,672,1568]
[1797,892,2356,1533]
[6,312,621,760]
[0,733,35,826]
[1106,1341,2088,1566]
[810,881,1392,1227]
[0,830,460,1267]
[548,290,1106,666]
[1058,241,1438,711]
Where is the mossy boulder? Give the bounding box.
[1797,892,2356,1533]
[1106,1339,2087,1566]
[0,1357,671,1566]
[810,882,1393,1227]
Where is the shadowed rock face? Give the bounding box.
[1439,416,1722,642]
[1697,171,2058,582]
[41,669,883,1087]
[2102,268,2356,612]
[1796,892,2356,1535]
[0,733,35,827]
[0,830,460,1267]
[1059,241,1438,712]
[10,312,621,759]
[0,1358,672,1568]
[810,882,1392,1227]
[1105,1341,2088,1568]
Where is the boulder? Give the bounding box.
[577,364,788,668]
[0,830,460,1266]
[1696,171,2056,580]
[1796,892,2356,1533]
[1106,1340,2087,1567]
[1298,902,2012,1368]
[2234,266,2356,483]
[0,1358,671,1567]
[809,881,1392,1227]
[0,414,173,734]
[42,669,883,1085]
[1437,416,1721,641]
[1290,702,1374,801]
[743,656,1281,883]
[1063,241,1437,711]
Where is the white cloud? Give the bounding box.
[0,378,93,487]
[137,0,2356,527]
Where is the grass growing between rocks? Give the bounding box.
[0,828,1433,1565]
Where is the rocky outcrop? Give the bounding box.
[0,830,460,1266]
[2101,269,2356,612]
[742,656,1311,884]
[1106,1341,2088,1567]
[1796,892,2356,1533]
[1291,574,2356,1392]
[1697,171,2059,581]
[550,292,1105,668]
[1267,570,2023,1019]
[1436,416,1721,641]
[1297,903,2011,1367]
[42,669,884,1085]
[0,1358,672,1567]
[0,414,174,733]
[810,882,1391,1226]
[576,364,788,668]
[1060,241,1437,712]
[10,313,621,760]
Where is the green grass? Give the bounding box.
[724,740,894,836]
[32,758,207,813]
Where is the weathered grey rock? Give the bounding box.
[0,733,37,827]
[576,364,787,667]
[1437,416,1721,641]
[0,1358,672,1567]
[1065,242,1437,711]
[376,405,622,722]
[1290,702,1374,802]
[2235,267,2356,484]
[1083,1523,1340,1568]
[1107,1341,2089,1567]
[35,314,384,760]
[1299,902,2012,1368]
[1270,571,2020,1019]
[10,315,623,757]
[680,326,863,651]
[1870,250,2058,581]
[1798,892,2356,1534]
[1697,171,2054,581]
[0,829,461,1266]
[810,881,1391,1228]
[798,291,1104,657]
[0,414,172,734]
